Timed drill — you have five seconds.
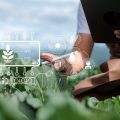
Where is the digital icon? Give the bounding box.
[0,41,40,66]
[2,44,14,63]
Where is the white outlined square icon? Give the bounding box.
[0,41,40,66]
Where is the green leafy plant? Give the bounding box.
[0,53,120,120]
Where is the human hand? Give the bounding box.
[114,30,120,39]
[41,51,87,76]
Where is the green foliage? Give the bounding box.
[67,66,102,87]
[0,53,120,120]
[37,93,93,120]
[37,94,120,120]
[0,95,28,120]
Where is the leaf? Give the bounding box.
[37,93,92,120]
[25,65,65,92]
[3,51,13,58]
[3,51,8,56]
[26,97,43,109]
[0,96,28,120]
[8,50,13,56]
[8,55,14,60]
[15,91,28,102]
[2,55,8,60]
[67,66,102,87]
[87,97,99,109]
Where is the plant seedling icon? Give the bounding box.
[2,44,14,63]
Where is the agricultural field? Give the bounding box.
[0,57,120,120]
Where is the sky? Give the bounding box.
[0,0,110,64]
[0,0,79,52]
[0,0,78,36]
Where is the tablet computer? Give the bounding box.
[81,0,120,43]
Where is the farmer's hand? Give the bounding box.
[41,50,87,76]
[114,30,120,39]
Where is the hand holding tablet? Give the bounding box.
[114,30,120,39]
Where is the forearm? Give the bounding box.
[72,33,94,58]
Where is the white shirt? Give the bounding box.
[77,1,90,34]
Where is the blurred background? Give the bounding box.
[0,0,110,65]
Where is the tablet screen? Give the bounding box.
[81,0,120,43]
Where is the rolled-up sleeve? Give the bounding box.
[77,1,90,34]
